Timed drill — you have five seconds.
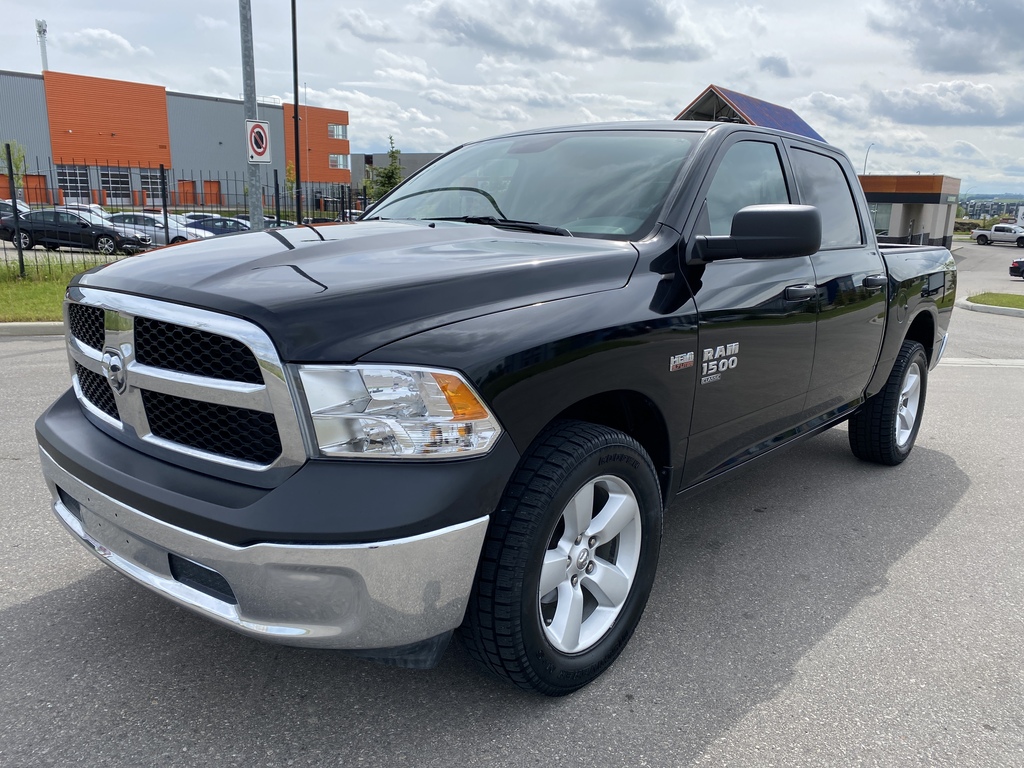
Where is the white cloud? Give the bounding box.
[196,15,229,31]
[56,28,153,59]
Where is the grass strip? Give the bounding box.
[967,292,1024,310]
[0,264,91,322]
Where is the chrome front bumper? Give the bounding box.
[40,447,488,652]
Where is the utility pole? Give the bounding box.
[239,0,264,230]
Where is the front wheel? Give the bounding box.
[1017,238,1024,248]
[848,340,928,465]
[95,235,117,256]
[460,421,663,696]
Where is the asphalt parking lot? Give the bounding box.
[1,242,1022,767]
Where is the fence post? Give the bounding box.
[160,164,169,233]
[5,143,26,278]
[274,169,281,224]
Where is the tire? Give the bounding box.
[848,340,928,465]
[975,235,988,245]
[17,231,33,250]
[45,245,60,251]
[95,235,117,256]
[170,236,186,244]
[1017,238,1024,248]
[460,421,663,696]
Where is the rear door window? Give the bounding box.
[790,148,863,248]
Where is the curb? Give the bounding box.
[0,322,65,337]
[955,299,1024,319]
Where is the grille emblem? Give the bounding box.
[101,349,128,395]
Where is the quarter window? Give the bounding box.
[791,148,863,248]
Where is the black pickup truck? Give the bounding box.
[36,121,955,696]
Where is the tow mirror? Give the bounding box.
[692,204,821,262]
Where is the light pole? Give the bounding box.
[863,142,875,176]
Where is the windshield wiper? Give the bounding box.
[428,216,572,237]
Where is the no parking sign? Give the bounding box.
[246,120,271,164]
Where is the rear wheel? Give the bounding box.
[976,235,988,245]
[18,231,33,250]
[460,421,663,696]
[849,340,928,465]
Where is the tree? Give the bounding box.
[1,139,27,194]
[369,136,403,200]
[285,161,296,197]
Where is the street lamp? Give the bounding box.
[863,142,875,175]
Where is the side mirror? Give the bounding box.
[691,204,821,262]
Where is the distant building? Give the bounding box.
[859,175,960,249]
[0,69,349,210]
[350,152,442,203]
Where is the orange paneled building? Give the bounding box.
[284,104,351,184]
[0,68,351,210]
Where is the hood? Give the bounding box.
[105,222,149,241]
[74,220,639,361]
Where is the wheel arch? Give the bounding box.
[904,308,937,366]
[550,390,672,502]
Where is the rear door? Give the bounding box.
[785,142,887,418]
[681,133,818,486]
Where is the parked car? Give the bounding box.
[1010,258,1024,279]
[0,198,31,218]
[181,212,222,223]
[108,212,214,246]
[61,203,113,219]
[972,224,1024,246]
[185,216,251,235]
[0,208,150,254]
[56,208,155,252]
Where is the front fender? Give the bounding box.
[359,278,697,473]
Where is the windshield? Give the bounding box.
[369,130,697,240]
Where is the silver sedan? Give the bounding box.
[108,212,215,246]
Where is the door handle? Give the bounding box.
[784,284,818,300]
[862,274,888,288]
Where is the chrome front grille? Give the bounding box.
[75,361,119,420]
[134,316,264,383]
[64,286,306,475]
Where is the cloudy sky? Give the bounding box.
[1,0,1020,194]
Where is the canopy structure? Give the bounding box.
[676,84,825,142]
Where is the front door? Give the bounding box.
[681,136,818,486]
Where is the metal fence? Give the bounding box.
[5,156,365,220]
[2,155,370,275]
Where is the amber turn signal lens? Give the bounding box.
[433,373,489,420]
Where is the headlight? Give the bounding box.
[297,365,502,459]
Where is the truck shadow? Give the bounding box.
[2,428,967,767]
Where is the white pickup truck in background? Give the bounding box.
[972,223,1024,246]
